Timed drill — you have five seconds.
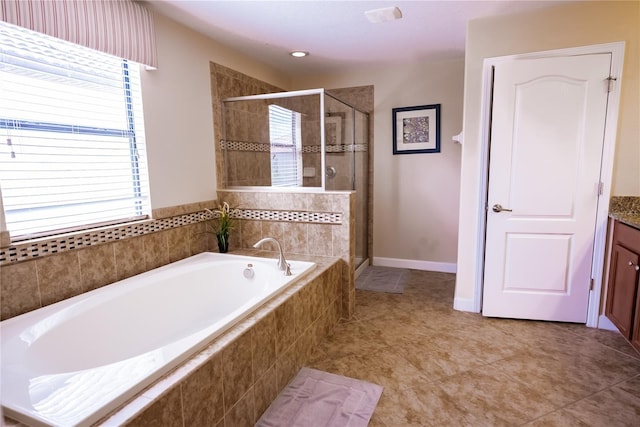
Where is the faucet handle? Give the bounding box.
[284,263,292,276]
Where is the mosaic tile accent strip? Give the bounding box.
[221,139,271,152]
[234,209,342,223]
[324,143,368,153]
[220,139,367,153]
[0,208,342,265]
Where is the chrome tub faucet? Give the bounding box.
[253,237,291,275]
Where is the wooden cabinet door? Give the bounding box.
[605,243,640,339]
[631,272,640,350]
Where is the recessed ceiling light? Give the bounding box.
[290,51,309,58]
[365,6,402,24]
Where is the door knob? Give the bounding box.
[492,204,513,213]
[629,261,640,271]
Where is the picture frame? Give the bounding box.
[392,104,440,154]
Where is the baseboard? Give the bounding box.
[354,260,369,280]
[598,314,620,333]
[453,297,478,313]
[372,257,457,273]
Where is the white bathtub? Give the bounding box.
[1,252,315,427]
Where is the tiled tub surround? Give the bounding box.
[5,251,342,427]
[2,252,316,426]
[218,189,356,319]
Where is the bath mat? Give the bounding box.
[355,266,408,294]
[255,367,383,427]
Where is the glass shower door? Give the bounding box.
[323,94,369,268]
[323,95,354,192]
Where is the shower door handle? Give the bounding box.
[326,166,337,178]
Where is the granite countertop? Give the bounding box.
[609,196,640,230]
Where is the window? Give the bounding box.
[268,105,302,187]
[0,22,150,241]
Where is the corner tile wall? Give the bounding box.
[218,190,356,319]
[210,62,283,189]
[0,201,218,321]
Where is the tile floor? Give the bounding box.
[307,270,640,426]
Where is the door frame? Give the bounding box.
[473,42,625,327]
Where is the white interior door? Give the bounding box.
[482,54,611,322]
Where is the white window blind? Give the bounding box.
[0,21,150,241]
[268,104,302,187]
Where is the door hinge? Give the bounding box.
[607,76,617,93]
[590,278,595,291]
[598,181,604,196]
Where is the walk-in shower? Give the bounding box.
[221,88,369,267]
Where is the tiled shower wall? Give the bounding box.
[210,62,283,189]
[222,93,323,187]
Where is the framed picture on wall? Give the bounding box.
[392,104,440,154]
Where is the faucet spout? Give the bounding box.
[253,237,291,275]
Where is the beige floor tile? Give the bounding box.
[406,382,493,427]
[492,352,605,406]
[308,347,432,391]
[311,319,390,360]
[402,337,489,377]
[522,409,591,426]
[305,270,640,426]
[578,328,640,361]
[563,380,640,426]
[371,384,486,427]
[617,374,640,395]
[440,324,531,364]
[436,364,559,426]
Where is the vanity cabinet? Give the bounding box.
[605,221,640,350]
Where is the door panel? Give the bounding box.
[482,54,611,322]
[503,233,572,294]
[509,77,586,217]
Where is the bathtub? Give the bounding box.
[1,252,315,427]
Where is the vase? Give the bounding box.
[216,233,229,253]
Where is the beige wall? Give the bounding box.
[455,1,640,303]
[294,59,464,268]
[140,12,290,210]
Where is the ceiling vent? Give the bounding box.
[364,6,402,24]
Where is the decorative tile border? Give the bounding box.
[221,140,270,152]
[0,208,342,265]
[233,209,342,223]
[220,139,367,153]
